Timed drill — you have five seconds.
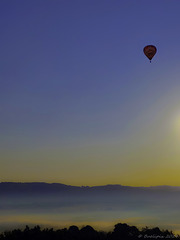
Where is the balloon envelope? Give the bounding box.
[143,45,157,61]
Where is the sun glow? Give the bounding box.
[173,112,180,135]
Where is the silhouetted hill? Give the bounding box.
[1,182,180,196]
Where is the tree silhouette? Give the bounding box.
[0,223,179,240]
[110,223,140,240]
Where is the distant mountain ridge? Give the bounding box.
[1,182,180,195]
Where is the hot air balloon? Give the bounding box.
[143,45,157,63]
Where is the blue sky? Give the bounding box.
[1,0,180,186]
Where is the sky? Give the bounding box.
[1,0,180,186]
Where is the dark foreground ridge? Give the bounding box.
[0,223,179,240]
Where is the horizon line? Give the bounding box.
[1,181,180,188]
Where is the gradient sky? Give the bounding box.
[1,0,180,186]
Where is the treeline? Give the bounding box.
[0,223,179,240]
